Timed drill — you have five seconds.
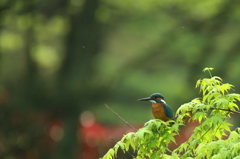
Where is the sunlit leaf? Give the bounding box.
[203,67,214,72]
[196,79,201,88]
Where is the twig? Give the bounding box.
[172,115,179,120]
[104,104,138,131]
[109,136,136,158]
[173,107,240,121]
[213,118,226,138]
[166,148,173,153]
[215,108,240,114]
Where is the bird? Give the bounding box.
[138,93,173,121]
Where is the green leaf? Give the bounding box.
[212,76,223,82]
[171,122,180,132]
[117,141,125,153]
[135,129,144,139]
[108,148,115,158]
[229,131,240,141]
[215,130,222,139]
[192,112,207,123]
[203,67,214,72]
[113,144,119,154]
[196,79,201,88]
[129,139,136,151]
[168,134,177,144]
[171,152,180,159]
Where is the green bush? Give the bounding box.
[101,68,240,159]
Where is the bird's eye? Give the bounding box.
[151,96,156,99]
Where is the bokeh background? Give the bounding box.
[1,0,240,158]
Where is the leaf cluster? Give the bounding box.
[101,68,240,159]
[101,119,181,159]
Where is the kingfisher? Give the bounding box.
[138,93,173,121]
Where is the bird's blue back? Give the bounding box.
[157,99,173,119]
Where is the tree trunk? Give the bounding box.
[54,0,100,158]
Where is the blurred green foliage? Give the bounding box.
[1,0,240,158]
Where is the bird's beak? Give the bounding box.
[137,97,151,101]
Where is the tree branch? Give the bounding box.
[215,108,240,114]
[104,104,138,131]
[172,107,240,121]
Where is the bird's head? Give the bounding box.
[138,93,165,104]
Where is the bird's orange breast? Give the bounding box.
[152,103,170,121]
